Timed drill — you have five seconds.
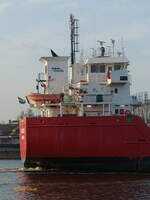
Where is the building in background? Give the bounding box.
[0,120,19,159]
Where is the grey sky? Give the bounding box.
[0,0,149,121]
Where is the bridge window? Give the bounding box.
[114,64,122,71]
[91,64,98,72]
[100,65,105,73]
[91,64,105,73]
[108,66,112,71]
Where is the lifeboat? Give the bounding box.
[27,93,61,103]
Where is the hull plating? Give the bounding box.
[19,115,150,171]
[22,157,150,172]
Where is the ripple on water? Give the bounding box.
[1,160,150,199]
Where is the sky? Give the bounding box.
[0,0,150,121]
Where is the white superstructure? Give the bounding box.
[40,56,70,94]
[27,41,137,118]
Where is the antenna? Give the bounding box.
[121,37,125,56]
[97,40,106,47]
[97,40,106,56]
[70,14,79,65]
[144,91,148,104]
[111,39,115,56]
[80,48,85,64]
[90,48,96,57]
[106,46,111,56]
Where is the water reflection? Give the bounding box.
[13,172,150,200]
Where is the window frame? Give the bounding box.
[91,64,106,73]
[120,76,128,81]
[114,64,122,71]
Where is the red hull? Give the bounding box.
[19,115,150,171]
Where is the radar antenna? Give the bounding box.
[97,40,106,56]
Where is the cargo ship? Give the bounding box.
[20,15,150,171]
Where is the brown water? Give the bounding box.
[0,160,150,200]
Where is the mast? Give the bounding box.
[70,14,79,65]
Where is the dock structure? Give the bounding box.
[0,121,20,159]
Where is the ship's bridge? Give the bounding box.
[85,56,129,84]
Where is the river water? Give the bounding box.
[1,160,150,200]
